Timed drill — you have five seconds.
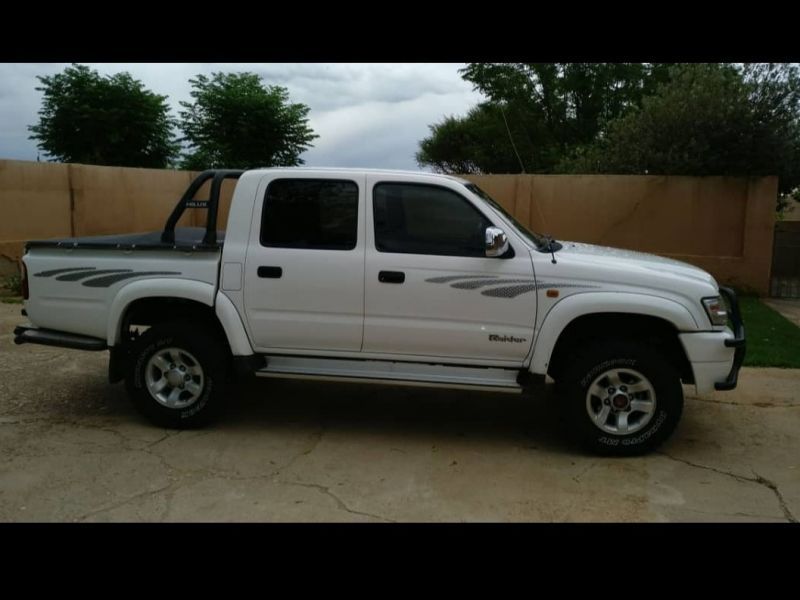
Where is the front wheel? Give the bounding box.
[125,323,228,428]
[557,340,684,456]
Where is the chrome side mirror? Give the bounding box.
[485,226,509,258]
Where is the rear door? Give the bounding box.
[243,174,366,352]
[362,175,537,364]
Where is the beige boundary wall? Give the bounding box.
[463,174,777,295]
[0,160,777,294]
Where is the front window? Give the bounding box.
[463,183,549,249]
[373,182,492,257]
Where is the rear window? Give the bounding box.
[260,179,358,250]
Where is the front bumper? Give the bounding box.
[678,286,746,394]
[713,287,746,390]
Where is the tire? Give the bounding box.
[125,322,229,428]
[557,340,683,456]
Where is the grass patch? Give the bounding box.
[1,297,23,305]
[2,274,22,296]
[739,297,800,368]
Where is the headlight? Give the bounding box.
[702,296,728,326]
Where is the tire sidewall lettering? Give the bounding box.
[596,409,668,447]
[580,358,637,388]
[180,377,212,419]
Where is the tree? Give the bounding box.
[28,64,179,168]
[417,63,673,174]
[560,63,800,199]
[178,72,318,170]
[416,103,525,173]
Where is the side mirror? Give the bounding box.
[485,226,509,258]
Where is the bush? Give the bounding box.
[559,63,800,199]
[2,274,22,296]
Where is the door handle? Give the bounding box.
[258,266,283,279]
[378,270,405,284]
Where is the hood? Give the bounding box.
[558,242,717,286]
[534,241,720,303]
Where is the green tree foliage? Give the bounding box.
[28,64,179,168]
[561,63,800,198]
[416,103,522,173]
[417,63,673,173]
[179,72,318,170]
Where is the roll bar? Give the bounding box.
[161,169,244,246]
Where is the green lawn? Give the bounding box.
[739,297,800,369]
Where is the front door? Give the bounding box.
[243,174,366,352]
[362,175,537,363]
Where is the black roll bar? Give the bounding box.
[161,169,244,246]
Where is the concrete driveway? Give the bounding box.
[1,302,798,523]
[763,298,800,327]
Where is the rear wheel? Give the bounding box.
[125,323,228,428]
[557,340,683,456]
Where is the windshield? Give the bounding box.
[463,183,549,249]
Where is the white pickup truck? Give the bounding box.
[14,168,745,455]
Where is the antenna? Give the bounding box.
[499,104,526,174]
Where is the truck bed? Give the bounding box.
[22,227,223,341]
[25,227,225,252]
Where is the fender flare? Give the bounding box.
[215,291,255,356]
[528,291,699,375]
[106,278,216,346]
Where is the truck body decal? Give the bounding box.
[56,269,130,281]
[451,278,532,289]
[425,274,598,299]
[34,266,181,287]
[82,271,181,287]
[34,267,97,277]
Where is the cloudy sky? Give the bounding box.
[0,63,484,170]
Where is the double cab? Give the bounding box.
[14,168,746,455]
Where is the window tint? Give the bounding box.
[373,183,491,256]
[261,179,358,250]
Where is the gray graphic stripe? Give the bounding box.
[452,278,534,290]
[34,267,95,278]
[426,275,498,284]
[82,271,181,288]
[425,273,601,299]
[481,282,600,298]
[481,284,538,298]
[541,283,599,289]
[56,269,131,281]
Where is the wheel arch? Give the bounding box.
[530,292,697,383]
[107,281,256,384]
[107,278,216,347]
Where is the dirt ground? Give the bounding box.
[1,301,798,522]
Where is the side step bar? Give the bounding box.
[13,325,108,351]
[255,356,524,393]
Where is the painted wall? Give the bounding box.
[464,174,777,295]
[0,160,777,294]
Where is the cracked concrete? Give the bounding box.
[1,302,799,522]
[282,481,397,523]
[657,452,797,523]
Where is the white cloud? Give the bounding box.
[304,90,479,169]
[0,63,484,170]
